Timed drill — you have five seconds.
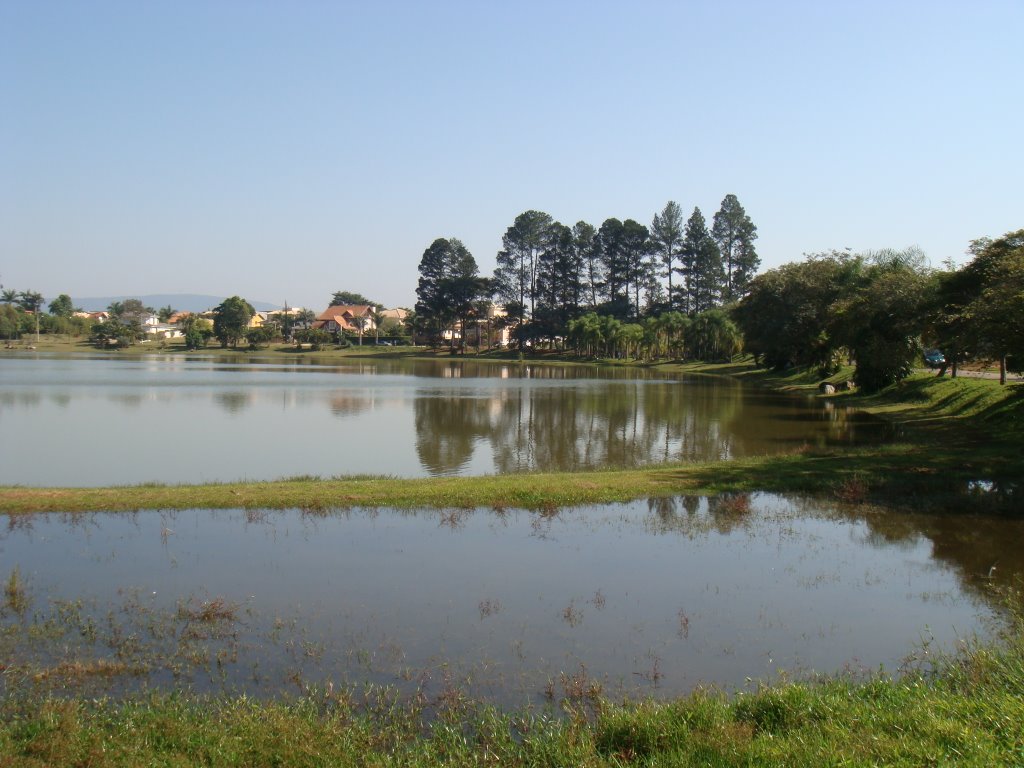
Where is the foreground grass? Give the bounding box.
[3,587,1022,766]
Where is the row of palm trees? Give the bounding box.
[566,309,742,362]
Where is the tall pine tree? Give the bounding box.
[680,207,724,314]
[621,219,652,318]
[712,194,759,301]
[574,221,602,310]
[493,210,554,325]
[650,201,684,310]
[535,222,583,343]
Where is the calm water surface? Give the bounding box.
[2,494,1018,707]
[0,354,891,486]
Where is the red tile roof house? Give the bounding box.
[312,305,376,342]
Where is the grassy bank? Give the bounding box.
[3,586,1022,766]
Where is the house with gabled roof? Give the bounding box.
[313,305,376,334]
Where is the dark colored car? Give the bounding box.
[924,349,945,368]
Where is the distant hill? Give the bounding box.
[66,295,282,313]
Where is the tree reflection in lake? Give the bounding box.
[413,376,889,475]
[0,355,894,486]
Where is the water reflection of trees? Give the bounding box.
[640,492,1024,614]
[653,493,1024,607]
[722,392,894,451]
[848,505,1024,600]
[327,392,372,418]
[414,379,755,475]
[645,494,754,535]
[214,391,252,414]
[414,394,492,475]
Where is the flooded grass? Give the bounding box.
[2,496,1018,711]
[4,566,28,614]
[2,586,1023,765]
[177,596,240,624]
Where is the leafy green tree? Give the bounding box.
[17,291,45,340]
[108,298,154,331]
[831,248,933,392]
[955,230,1024,383]
[246,326,275,350]
[0,305,22,339]
[177,313,212,350]
[48,294,75,318]
[712,194,759,301]
[329,291,374,307]
[651,201,685,310]
[295,327,331,351]
[1,289,18,306]
[732,251,861,371]
[157,305,176,322]
[416,238,487,350]
[90,318,136,348]
[213,296,255,348]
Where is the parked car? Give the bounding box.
[924,349,945,368]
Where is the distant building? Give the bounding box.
[313,305,376,334]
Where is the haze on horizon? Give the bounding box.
[2,1,1021,312]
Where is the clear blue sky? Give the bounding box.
[2,1,1021,310]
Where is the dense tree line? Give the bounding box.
[732,230,1024,391]
[1,289,92,341]
[415,195,759,354]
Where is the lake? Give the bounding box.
[2,495,1017,708]
[0,354,892,486]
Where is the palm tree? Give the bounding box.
[689,309,742,361]
[18,291,44,342]
[372,307,385,345]
[1,289,18,306]
[349,314,368,345]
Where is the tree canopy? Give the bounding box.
[48,294,75,318]
[329,291,376,307]
[213,296,255,348]
[415,238,488,350]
